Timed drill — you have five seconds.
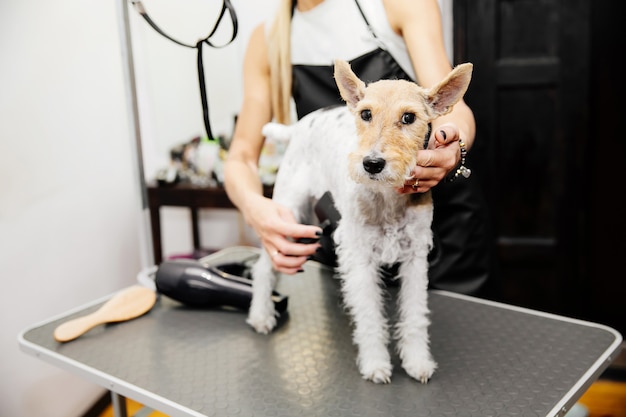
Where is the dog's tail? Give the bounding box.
[262,122,293,143]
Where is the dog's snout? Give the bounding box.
[363,156,386,174]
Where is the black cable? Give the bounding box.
[130,0,238,139]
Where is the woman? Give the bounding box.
[224,0,493,296]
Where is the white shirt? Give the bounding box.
[290,0,416,80]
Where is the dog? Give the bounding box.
[247,59,473,384]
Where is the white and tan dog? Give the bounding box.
[247,59,473,384]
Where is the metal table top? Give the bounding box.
[19,247,622,417]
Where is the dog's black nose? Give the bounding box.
[363,156,386,174]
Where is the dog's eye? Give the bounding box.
[401,112,416,125]
[361,109,372,122]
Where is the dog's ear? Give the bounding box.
[426,63,473,117]
[334,59,366,110]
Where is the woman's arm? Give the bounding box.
[224,24,321,273]
[385,0,477,192]
[224,24,272,213]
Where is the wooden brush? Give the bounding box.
[53,285,157,343]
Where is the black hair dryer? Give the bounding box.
[154,259,288,313]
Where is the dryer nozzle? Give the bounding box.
[154,259,287,313]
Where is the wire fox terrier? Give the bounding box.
[247,59,473,384]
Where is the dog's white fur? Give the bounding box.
[247,59,473,383]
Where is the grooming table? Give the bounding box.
[19,247,622,417]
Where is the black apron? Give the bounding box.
[290,1,494,296]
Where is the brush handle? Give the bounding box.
[53,285,156,343]
[53,313,106,342]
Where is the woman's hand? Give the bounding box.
[245,195,322,274]
[398,123,462,194]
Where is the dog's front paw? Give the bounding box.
[359,359,393,384]
[402,356,437,384]
[246,308,278,334]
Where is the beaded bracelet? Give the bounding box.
[446,139,472,182]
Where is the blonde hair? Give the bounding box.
[267,0,293,124]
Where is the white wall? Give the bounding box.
[0,1,451,416]
[0,1,272,416]
[0,1,144,416]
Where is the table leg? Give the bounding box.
[191,207,201,251]
[149,205,163,265]
[111,392,128,417]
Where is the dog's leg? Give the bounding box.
[247,253,279,333]
[247,180,311,334]
[395,249,437,383]
[337,240,393,383]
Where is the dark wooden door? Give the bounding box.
[451,1,594,316]
[452,0,626,338]
[583,1,626,341]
